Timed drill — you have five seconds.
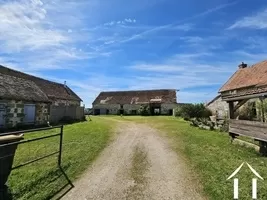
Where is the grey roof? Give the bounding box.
[93,89,177,105]
[0,65,82,102]
[0,73,50,102]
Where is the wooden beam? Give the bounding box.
[228,101,234,119]
[222,92,267,101]
[233,99,248,112]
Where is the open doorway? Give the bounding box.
[150,103,161,115]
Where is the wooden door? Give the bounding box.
[24,104,36,124]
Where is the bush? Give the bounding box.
[138,105,151,116]
[177,103,212,119]
[174,106,183,117]
[238,102,256,120]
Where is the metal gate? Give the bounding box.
[0,125,63,171]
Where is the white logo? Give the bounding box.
[227,162,263,199]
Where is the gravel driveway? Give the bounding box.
[62,121,206,200]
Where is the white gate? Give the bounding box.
[24,104,36,124]
[0,104,6,127]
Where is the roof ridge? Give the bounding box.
[101,89,177,93]
[0,65,65,86]
[0,65,82,102]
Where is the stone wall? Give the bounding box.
[93,103,177,115]
[53,99,80,106]
[5,100,24,127]
[35,103,49,125]
[0,100,49,128]
[93,104,120,115]
[161,103,176,115]
[207,96,229,119]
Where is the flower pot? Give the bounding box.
[0,134,24,189]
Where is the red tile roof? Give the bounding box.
[92,89,177,105]
[219,60,267,92]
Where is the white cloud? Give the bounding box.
[116,1,236,44]
[0,0,69,52]
[104,18,137,26]
[228,9,267,29]
[0,0,111,70]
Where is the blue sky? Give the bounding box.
[1,0,267,107]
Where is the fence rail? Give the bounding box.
[229,119,267,142]
[0,125,64,170]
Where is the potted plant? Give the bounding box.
[0,134,24,197]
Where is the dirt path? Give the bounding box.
[62,121,205,200]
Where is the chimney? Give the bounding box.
[64,81,67,87]
[238,62,247,69]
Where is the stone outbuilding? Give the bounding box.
[92,89,177,115]
[219,60,267,153]
[0,65,83,129]
[206,95,229,119]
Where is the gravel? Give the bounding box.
[62,121,206,200]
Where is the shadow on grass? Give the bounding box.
[45,166,74,200]
[7,165,74,200]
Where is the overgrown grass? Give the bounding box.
[106,116,267,200]
[6,117,114,200]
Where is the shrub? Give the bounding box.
[238,102,257,120]
[178,103,212,119]
[138,105,150,116]
[174,106,183,117]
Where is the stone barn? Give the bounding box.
[92,89,177,115]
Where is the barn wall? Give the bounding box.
[161,103,177,115]
[93,103,176,115]
[123,104,141,114]
[93,104,120,115]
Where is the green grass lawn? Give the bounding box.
[107,116,267,200]
[6,117,114,200]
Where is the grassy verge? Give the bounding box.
[107,116,267,200]
[7,117,114,200]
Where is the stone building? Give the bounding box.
[0,65,83,129]
[0,65,82,106]
[92,89,177,115]
[206,95,229,119]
